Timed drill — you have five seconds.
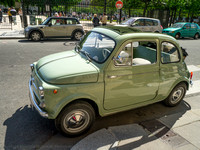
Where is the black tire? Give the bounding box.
[30,31,42,41]
[194,33,199,39]
[175,33,181,39]
[164,83,187,107]
[73,31,83,41]
[55,101,95,136]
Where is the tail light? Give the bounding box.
[160,25,163,29]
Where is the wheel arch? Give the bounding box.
[29,29,44,39]
[56,98,100,119]
[71,29,84,37]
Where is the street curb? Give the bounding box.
[0,37,25,39]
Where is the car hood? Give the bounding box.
[26,25,45,29]
[163,28,180,32]
[36,50,99,84]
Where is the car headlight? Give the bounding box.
[39,86,44,99]
[169,31,175,33]
[25,27,30,32]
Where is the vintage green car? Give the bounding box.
[29,26,191,136]
[162,22,200,39]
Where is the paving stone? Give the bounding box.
[71,128,118,150]
[173,121,200,149]
[158,111,200,129]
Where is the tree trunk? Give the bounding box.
[169,10,174,27]
[172,7,177,23]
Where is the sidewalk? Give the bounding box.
[0,29,25,39]
[71,94,200,150]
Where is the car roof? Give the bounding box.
[48,17,78,20]
[129,17,160,21]
[92,26,177,42]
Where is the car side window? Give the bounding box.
[132,41,157,65]
[145,19,153,26]
[134,19,145,26]
[115,43,132,66]
[49,19,64,25]
[66,19,77,25]
[114,41,157,66]
[191,24,197,29]
[161,42,180,63]
[184,24,190,29]
[152,20,158,26]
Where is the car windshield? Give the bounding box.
[78,32,115,63]
[172,23,184,28]
[121,18,135,25]
[41,18,50,25]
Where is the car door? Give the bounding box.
[132,19,147,32]
[104,40,160,110]
[65,18,78,36]
[144,19,153,32]
[42,18,67,37]
[190,23,198,37]
[181,23,191,37]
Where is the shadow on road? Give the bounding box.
[3,100,191,149]
[18,38,77,43]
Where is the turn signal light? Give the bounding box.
[53,89,58,94]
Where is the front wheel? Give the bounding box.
[175,33,181,39]
[55,101,95,136]
[73,31,83,41]
[30,31,42,41]
[164,83,187,107]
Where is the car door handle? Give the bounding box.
[107,75,117,79]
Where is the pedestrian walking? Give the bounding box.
[92,14,99,27]
[8,8,12,24]
[101,13,107,26]
[18,8,23,23]
[0,8,2,23]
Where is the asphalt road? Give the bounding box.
[0,38,199,150]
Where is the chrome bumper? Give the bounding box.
[29,79,48,118]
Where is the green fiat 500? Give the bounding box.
[29,26,191,136]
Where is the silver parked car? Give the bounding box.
[24,17,84,41]
[117,17,163,33]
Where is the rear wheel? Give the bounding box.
[164,83,187,107]
[194,33,199,39]
[175,33,181,39]
[30,31,42,41]
[55,101,95,136]
[73,31,83,41]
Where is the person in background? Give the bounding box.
[92,14,99,27]
[101,13,107,26]
[18,8,22,23]
[0,8,2,23]
[54,12,59,17]
[8,8,12,24]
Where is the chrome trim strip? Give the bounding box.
[29,79,48,118]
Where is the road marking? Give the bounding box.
[187,65,200,72]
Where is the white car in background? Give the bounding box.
[117,17,163,33]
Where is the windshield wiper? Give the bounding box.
[80,50,91,62]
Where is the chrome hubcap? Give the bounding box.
[171,87,184,104]
[32,33,40,40]
[63,110,89,133]
[75,32,82,40]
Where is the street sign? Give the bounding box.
[115,0,123,9]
